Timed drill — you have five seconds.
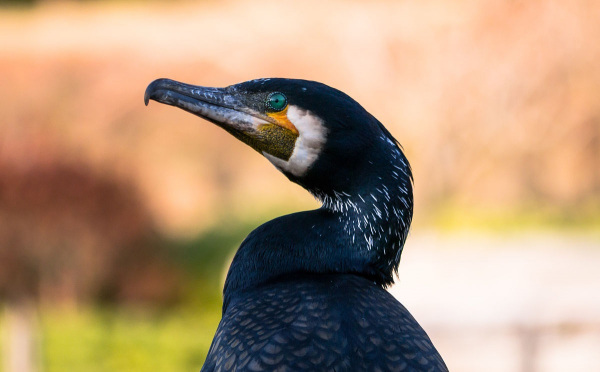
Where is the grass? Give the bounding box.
[38,306,220,372]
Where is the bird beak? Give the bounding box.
[145,78,263,137]
[144,78,298,160]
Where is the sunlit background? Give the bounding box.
[1,0,599,371]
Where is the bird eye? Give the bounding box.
[266,92,287,112]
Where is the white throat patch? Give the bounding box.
[263,105,327,177]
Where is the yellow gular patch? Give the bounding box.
[266,108,299,135]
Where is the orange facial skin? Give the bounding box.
[266,107,299,136]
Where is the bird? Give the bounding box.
[144,78,448,371]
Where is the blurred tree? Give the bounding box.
[0,154,183,371]
[0,159,181,305]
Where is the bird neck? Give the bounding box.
[223,154,412,312]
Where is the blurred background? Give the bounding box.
[0,0,599,371]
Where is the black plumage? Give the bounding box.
[144,78,448,371]
[208,274,445,371]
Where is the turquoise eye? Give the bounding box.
[266,92,287,112]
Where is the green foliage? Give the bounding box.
[0,0,35,5]
[430,201,600,233]
[163,220,258,308]
[167,221,256,280]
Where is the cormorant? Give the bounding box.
[144,78,448,371]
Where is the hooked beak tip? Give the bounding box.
[144,80,157,106]
[144,78,170,107]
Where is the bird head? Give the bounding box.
[146,78,414,285]
[144,78,410,201]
